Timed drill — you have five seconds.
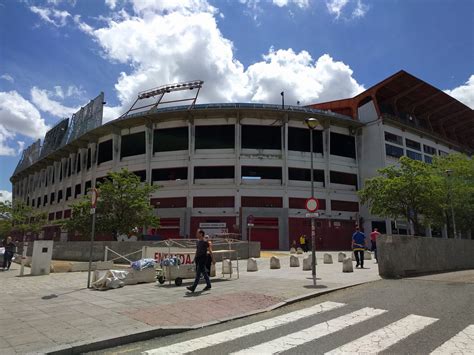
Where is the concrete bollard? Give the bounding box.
[290,255,300,267]
[222,259,232,274]
[290,247,297,254]
[364,250,372,260]
[323,253,333,264]
[302,256,316,270]
[342,257,353,272]
[270,256,281,269]
[247,258,258,272]
[352,253,356,261]
[296,247,304,254]
[338,252,346,262]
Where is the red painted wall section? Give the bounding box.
[154,217,181,239]
[241,196,283,208]
[250,217,279,250]
[193,196,234,208]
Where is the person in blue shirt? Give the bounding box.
[352,226,366,268]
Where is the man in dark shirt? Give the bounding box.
[2,236,16,271]
[187,230,212,293]
[352,227,366,268]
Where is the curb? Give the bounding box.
[43,279,380,354]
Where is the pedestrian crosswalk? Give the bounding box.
[143,302,474,355]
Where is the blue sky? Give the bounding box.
[1,0,473,201]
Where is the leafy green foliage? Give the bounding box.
[0,200,47,239]
[61,169,160,240]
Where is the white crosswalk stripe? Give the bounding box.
[325,314,438,354]
[232,307,387,355]
[143,301,345,355]
[430,325,474,354]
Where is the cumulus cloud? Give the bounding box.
[272,0,309,8]
[30,6,71,27]
[81,0,363,113]
[0,190,12,203]
[0,91,49,156]
[326,0,368,19]
[31,87,78,117]
[0,74,14,83]
[444,75,474,109]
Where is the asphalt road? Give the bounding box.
[92,271,474,354]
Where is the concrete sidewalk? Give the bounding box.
[0,251,380,354]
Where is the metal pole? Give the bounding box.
[87,212,96,288]
[19,233,27,276]
[248,226,252,259]
[310,129,316,286]
[450,200,457,239]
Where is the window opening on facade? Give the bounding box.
[85,181,91,195]
[424,155,433,164]
[330,132,356,158]
[242,166,282,180]
[385,132,403,145]
[121,132,146,158]
[288,167,325,185]
[37,197,41,207]
[242,125,281,150]
[288,127,323,153]
[133,170,147,182]
[439,150,449,156]
[43,195,48,206]
[32,199,35,207]
[406,138,421,151]
[58,190,63,202]
[87,147,92,169]
[152,167,187,182]
[66,187,72,201]
[67,158,72,177]
[74,184,81,198]
[50,192,55,204]
[331,200,359,212]
[423,145,436,155]
[406,150,422,161]
[195,125,234,149]
[153,127,188,152]
[194,166,235,180]
[98,139,113,164]
[330,171,358,188]
[386,144,404,158]
[76,153,81,173]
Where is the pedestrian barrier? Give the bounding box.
[342,257,353,272]
[323,253,333,264]
[270,256,281,269]
[290,255,300,267]
[296,248,304,254]
[364,251,372,260]
[302,256,313,270]
[338,252,346,262]
[290,248,296,254]
[247,258,258,272]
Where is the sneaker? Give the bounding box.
[202,286,211,291]
[186,286,195,293]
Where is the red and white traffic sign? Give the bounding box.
[247,214,254,227]
[305,197,319,212]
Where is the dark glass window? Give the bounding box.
[386,144,404,158]
[406,150,422,161]
[439,150,449,156]
[424,155,433,164]
[133,170,147,182]
[50,192,55,203]
[330,171,358,188]
[75,184,81,198]
[66,187,72,200]
[87,147,92,169]
[194,166,235,179]
[330,132,355,158]
[195,125,234,149]
[406,138,421,151]
[76,153,81,173]
[52,169,55,184]
[154,127,188,152]
[423,145,436,155]
[58,190,63,202]
[242,166,282,180]
[385,132,403,145]
[37,197,41,207]
[242,125,281,150]
[67,158,72,177]
[32,199,35,207]
[152,167,188,181]
[288,127,323,153]
[98,139,113,164]
[84,181,91,195]
[288,168,325,185]
[121,132,146,158]
[43,195,48,206]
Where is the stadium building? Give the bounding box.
[10,71,474,250]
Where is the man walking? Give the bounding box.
[2,236,16,271]
[299,234,307,252]
[352,226,366,268]
[187,230,212,293]
[370,228,381,263]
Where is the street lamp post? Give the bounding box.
[305,117,320,287]
[445,169,457,239]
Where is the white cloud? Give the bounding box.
[0,190,12,203]
[272,0,309,8]
[105,0,118,10]
[30,87,78,117]
[325,0,368,19]
[30,6,71,27]
[73,14,94,34]
[444,75,474,109]
[82,1,363,113]
[0,74,14,83]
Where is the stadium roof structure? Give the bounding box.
[310,70,474,151]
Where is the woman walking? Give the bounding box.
[2,236,16,271]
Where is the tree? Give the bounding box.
[358,156,440,235]
[62,169,160,240]
[0,200,47,240]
